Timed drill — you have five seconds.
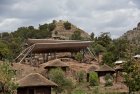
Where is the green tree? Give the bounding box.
[102,52,116,67]
[89,72,99,86]
[64,21,71,30]
[123,60,140,94]
[0,62,18,94]
[91,43,106,63]
[90,32,94,40]
[49,68,73,94]
[0,40,12,60]
[96,32,112,48]
[70,30,82,40]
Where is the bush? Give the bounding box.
[89,72,99,86]
[70,30,82,40]
[105,74,113,86]
[64,21,71,30]
[72,89,86,94]
[48,68,74,94]
[74,52,83,62]
[75,70,85,83]
[0,62,18,94]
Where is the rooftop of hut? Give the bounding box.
[95,64,115,72]
[17,73,57,87]
[41,59,69,69]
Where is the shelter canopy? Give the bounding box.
[26,39,92,53]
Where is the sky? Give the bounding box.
[0,0,140,38]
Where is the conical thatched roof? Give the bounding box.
[17,73,57,87]
[95,64,115,72]
[87,66,98,73]
[43,59,69,68]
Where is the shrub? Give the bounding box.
[72,89,86,94]
[48,68,74,94]
[70,30,82,40]
[64,21,71,30]
[74,52,83,62]
[75,70,85,83]
[0,62,18,94]
[89,72,99,86]
[105,74,113,86]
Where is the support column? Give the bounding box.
[30,53,32,65]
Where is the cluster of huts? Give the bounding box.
[16,59,125,94]
[15,39,140,94]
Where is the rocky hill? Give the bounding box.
[51,20,90,39]
[121,22,140,44]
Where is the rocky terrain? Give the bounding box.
[121,22,140,44]
[52,20,90,39]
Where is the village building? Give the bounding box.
[114,60,125,65]
[114,60,125,83]
[17,73,57,94]
[41,59,69,72]
[133,54,140,59]
[15,39,92,64]
[95,64,115,83]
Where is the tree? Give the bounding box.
[48,23,56,31]
[0,62,18,94]
[90,32,94,40]
[123,60,140,94]
[96,32,112,48]
[91,43,106,63]
[64,21,71,30]
[49,68,73,94]
[0,40,12,60]
[89,72,99,86]
[102,52,116,67]
[70,30,82,40]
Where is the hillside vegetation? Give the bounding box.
[0,20,90,60]
[121,22,140,55]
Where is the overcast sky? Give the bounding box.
[0,0,140,38]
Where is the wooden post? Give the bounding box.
[43,54,45,63]
[30,53,32,65]
[46,53,48,62]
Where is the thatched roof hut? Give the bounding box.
[44,59,68,68]
[87,66,98,73]
[95,64,115,72]
[17,73,57,87]
[17,73,57,94]
[95,64,115,77]
[41,59,69,72]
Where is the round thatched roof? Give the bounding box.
[95,64,115,72]
[43,59,69,68]
[17,73,57,87]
